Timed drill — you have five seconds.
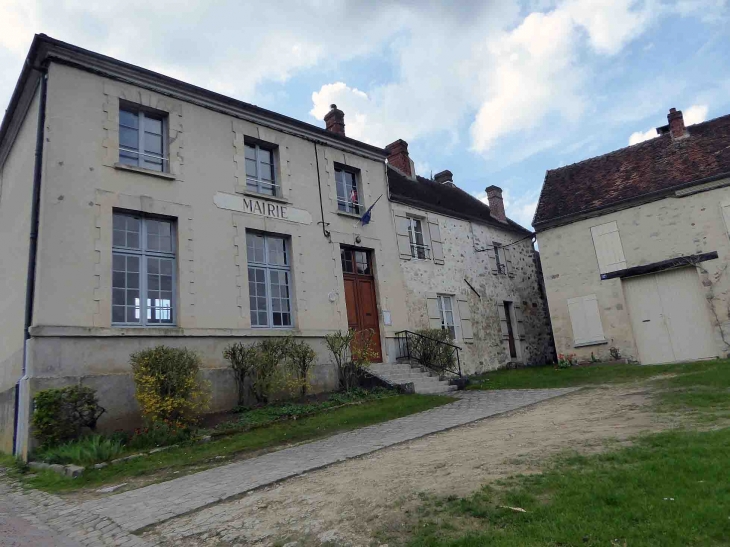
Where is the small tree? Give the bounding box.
[286,338,317,397]
[223,341,258,406]
[325,329,377,391]
[250,338,290,404]
[32,386,106,447]
[130,345,210,426]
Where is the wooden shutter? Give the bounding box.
[721,202,730,238]
[567,294,605,345]
[426,293,442,329]
[590,221,627,274]
[488,246,499,274]
[504,247,515,277]
[394,210,412,260]
[497,303,510,340]
[457,297,473,341]
[428,218,445,265]
[514,302,525,340]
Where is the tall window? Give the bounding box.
[335,167,361,214]
[245,142,278,196]
[247,233,292,328]
[119,106,167,172]
[112,212,175,325]
[493,242,507,275]
[437,294,456,339]
[407,217,430,259]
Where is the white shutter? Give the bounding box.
[514,302,525,340]
[497,303,510,340]
[426,293,442,329]
[567,294,605,345]
[591,221,627,274]
[488,246,499,274]
[457,297,473,340]
[721,202,730,239]
[504,247,515,277]
[428,218,445,265]
[394,210,412,260]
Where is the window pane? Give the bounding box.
[119,150,139,166]
[113,288,125,305]
[120,126,138,150]
[144,132,163,155]
[247,233,266,264]
[144,116,163,135]
[119,109,139,129]
[112,306,125,323]
[260,161,274,181]
[160,259,172,276]
[244,144,256,160]
[245,159,258,178]
[127,272,139,289]
[148,258,159,274]
[113,230,126,247]
[258,148,272,164]
[112,271,125,288]
[266,237,287,266]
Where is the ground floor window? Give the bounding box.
[112,212,176,326]
[247,232,292,328]
[437,294,456,339]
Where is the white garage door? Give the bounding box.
[623,267,717,365]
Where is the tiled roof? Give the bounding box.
[387,166,532,235]
[533,113,730,229]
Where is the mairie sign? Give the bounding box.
[213,192,312,225]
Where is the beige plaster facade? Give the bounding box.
[537,182,730,363]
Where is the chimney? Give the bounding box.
[434,170,454,186]
[667,107,687,140]
[385,139,415,178]
[324,104,345,136]
[486,185,507,223]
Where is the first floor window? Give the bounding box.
[245,141,278,196]
[119,106,167,172]
[247,232,292,327]
[112,212,175,325]
[407,217,430,259]
[437,294,456,339]
[493,242,507,275]
[335,167,361,214]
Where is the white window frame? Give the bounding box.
[437,294,458,340]
[407,217,431,260]
[118,105,168,172]
[112,212,176,327]
[335,166,362,215]
[247,233,293,329]
[244,141,280,197]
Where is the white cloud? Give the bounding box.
[628,103,709,144]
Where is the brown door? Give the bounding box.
[341,247,383,362]
[504,301,517,359]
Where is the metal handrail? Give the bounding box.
[394,330,462,378]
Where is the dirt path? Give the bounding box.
[145,383,676,546]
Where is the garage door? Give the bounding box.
[623,267,717,365]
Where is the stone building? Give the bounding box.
[383,141,554,374]
[534,108,730,365]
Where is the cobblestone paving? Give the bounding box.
[78,388,579,534]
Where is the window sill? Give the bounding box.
[236,188,290,204]
[573,339,608,348]
[337,210,363,220]
[114,163,176,180]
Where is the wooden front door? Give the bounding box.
[341,247,383,362]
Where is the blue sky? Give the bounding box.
[1,0,729,227]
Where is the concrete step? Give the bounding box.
[368,362,458,395]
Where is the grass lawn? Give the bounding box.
[468,358,728,390]
[10,393,452,493]
[401,360,730,546]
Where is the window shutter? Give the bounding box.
[591,221,627,274]
[426,293,442,329]
[505,247,515,277]
[394,211,412,260]
[457,297,473,340]
[488,246,499,274]
[514,302,525,340]
[428,218,445,265]
[497,303,510,340]
[567,294,605,345]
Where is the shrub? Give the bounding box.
[31,385,106,448]
[557,353,578,369]
[130,346,210,425]
[34,434,124,466]
[223,341,259,406]
[286,339,317,397]
[126,421,193,450]
[250,338,291,404]
[325,329,377,391]
[410,329,456,375]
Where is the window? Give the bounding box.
[341,247,371,275]
[567,294,606,346]
[112,212,175,325]
[493,242,507,275]
[437,295,456,339]
[119,106,167,172]
[591,221,626,275]
[335,167,361,215]
[407,217,430,259]
[245,142,278,196]
[247,233,292,328]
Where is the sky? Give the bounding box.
[1,0,729,229]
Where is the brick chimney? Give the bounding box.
[434,170,454,186]
[385,139,415,178]
[486,185,507,223]
[667,107,688,140]
[324,104,345,136]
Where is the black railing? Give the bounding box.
[395,330,462,379]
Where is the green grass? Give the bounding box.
[18,393,452,493]
[408,429,730,546]
[469,359,728,390]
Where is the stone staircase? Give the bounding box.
[368,360,458,395]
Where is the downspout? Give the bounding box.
[13,65,48,456]
[313,142,330,239]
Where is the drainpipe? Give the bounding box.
[313,142,330,239]
[13,65,48,457]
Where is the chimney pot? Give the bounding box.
[486,185,507,223]
[385,139,414,178]
[667,107,687,140]
[434,170,454,186]
[324,104,345,136]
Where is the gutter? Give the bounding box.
[313,143,330,239]
[13,64,48,456]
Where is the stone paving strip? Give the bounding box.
[79,388,580,534]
